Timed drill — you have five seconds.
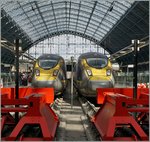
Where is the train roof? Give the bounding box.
[78,52,108,60]
[37,54,64,60]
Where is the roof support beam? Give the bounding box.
[75,1,81,32]
[65,1,67,30]
[51,1,58,32]
[84,1,97,35]
[68,1,71,30]
[34,1,50,35]
[17,1,42,39]
[92,1,114,37]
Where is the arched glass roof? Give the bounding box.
[1,0,134,49]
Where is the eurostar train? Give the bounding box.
[32,54,67,95]
[73,52,115,97]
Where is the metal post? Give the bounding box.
[71,56,74,109]
[14,39,20,122]
[132,39,138,99]
[126,66,128,87]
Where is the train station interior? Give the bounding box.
[1,1,149,141]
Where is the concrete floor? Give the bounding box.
[56,80,88,141]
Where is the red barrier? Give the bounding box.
[92,93,149,141]
[1,87,54,104]
[31,88,54,104]
[1,94,59,141]
[96,88,115,104]
[1,88,15,99]
[19,87,32,98]
[1,113,15,132]
[97,88,149,104]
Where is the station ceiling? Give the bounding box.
[1,1,149,70]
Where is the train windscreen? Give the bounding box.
[38,59,57,69]
[86,58,108,68]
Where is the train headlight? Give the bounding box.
[106,69,111,76]
[35,69,40,76]
[53,70,59,76]
[86,69,92,76]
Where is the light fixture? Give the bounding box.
[106,70,111,76]
[120,51,126,54]
[53,70,59,76]
[14,46,22,51]
[131,40,135,44]
[35,69,40,76]
[1,40,7,43]
[109,2,114,12]
[4,64,11,67]
[19,47,22,51]
[86,69,92,76]
[109,6,113,12]
[131,47,134,51]
[128,64,134,68]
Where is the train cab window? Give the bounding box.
[39,59,57,69]
[86,58,107,69]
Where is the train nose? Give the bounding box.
[88,80,114,91]
[32,79,63,91]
